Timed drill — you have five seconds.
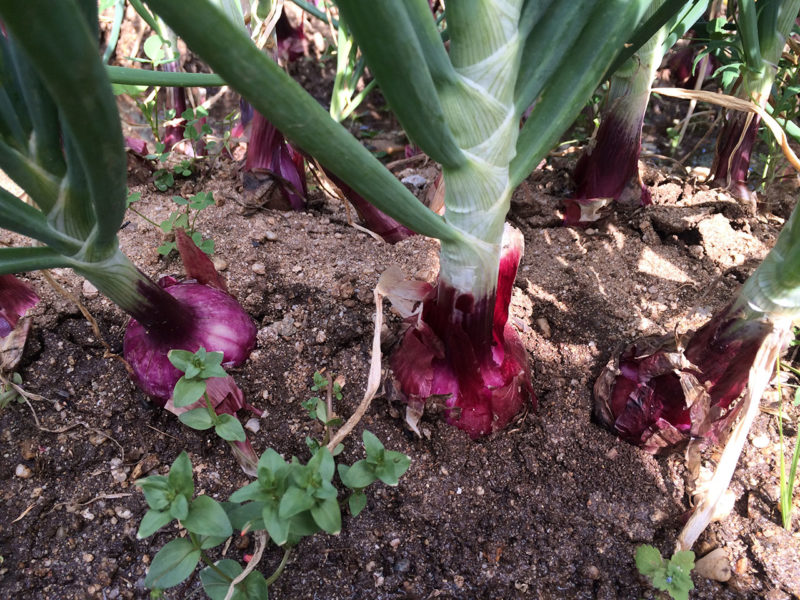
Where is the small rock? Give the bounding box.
[82,553,94,563]
[82,280,99,298]
[315,330,327,344]
[15,464,32,479]
[585,565,601,580]
[476,486,485,496]
[251,262,266,275]
[245,418,261,433]
[263,230,278,242]
[89,433,108,446]
[211,257,228,272]
[750,433,770,449]
[734,556,749,576]
[291,265,302,273]
[114,507,132,520]
[394,558,410,573]
[688,245,704,259]
[536,318,551,338]
[695,548,732,582]
[390,537,401,549]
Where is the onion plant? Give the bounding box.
[709,0,800,199]
[0,2,256,417]
[594,196,800,547]
[141,0,679,436]
[567,0,708,225]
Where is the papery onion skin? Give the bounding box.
[593,303,771,453]
[0,274,39,338]
[391,227,535,438]
[123,281,256,403]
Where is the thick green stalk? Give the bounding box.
[106,66,226,87]
[737,201,800,320]
[0,247,71,273]
[144,0,460,244]
[0,0,127,258]
[436,0,525,299]
[510,0,650,187]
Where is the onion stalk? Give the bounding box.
[567,0,708,224]
[709,0,800,199]
[142,0,682,436]
[0,1,256,460]
[594,194,800,547]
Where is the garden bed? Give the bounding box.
[1,150,799,599]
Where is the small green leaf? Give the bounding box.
[144,538,201,589]
[225,501,265,531]
[137,509,173,539]
[168,452,194,498]
[348,491,367,516]
[215,414,246,442]
[338,460,376,489]
[263,505,290,546]
[317,447,335,481]
[157,241,176,255]
[183,495,233,538]
[375,451,411,486]
[143,34,171,64]
[362,430,384,457]
[279,486,315,519]
[670,550,695,571]
[200,559,242,600]
[189,191,214,210]
[170,494,189,521]
[199,534,228,550]
[136,475,171,511]
[179,407,215,430]
[173,377,207,408]
[229,481,268,503]
[167,349,194,371]
[310,497,341,534]
[635,545,664,578]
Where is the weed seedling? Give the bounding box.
[167,347,245,443]
[635,545,695,600]
[127,190,215,256]
[136,368,411,597]
[776,352,800,529]
[302,370,344,450]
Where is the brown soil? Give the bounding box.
[1,149,799,600]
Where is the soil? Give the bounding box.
[2,16,800,600]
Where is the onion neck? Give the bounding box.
[72,248,195,342]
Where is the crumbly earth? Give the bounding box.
[1,144,799,600]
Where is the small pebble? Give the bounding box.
[695,548,731,582]
[585,565,600,580]
[315,330,327,344]
[82,553,94,563]
[263,230,278,242]
[751,433,770,449]
[211,257,228,272]
[390,538,401,549]
[536,318,551,338]
[735,556,749,576]
[82,280,99,298]
[251,262,266,275]
[114,507,132,520]
[245,418,261,433]
[15,464,32,479]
